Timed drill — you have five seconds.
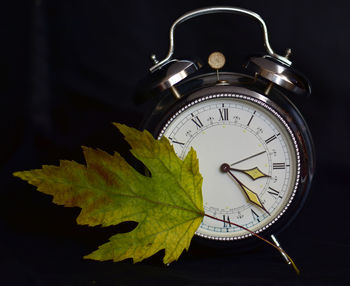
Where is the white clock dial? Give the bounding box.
[158,93,300,240]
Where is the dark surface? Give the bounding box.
[2,0,350,285]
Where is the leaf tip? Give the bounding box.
[83,250,102,262]
[12,170,30,181]
[189,146,199,158]
[113,122,126,132]
[12,171,21,178]
[113,122,140,141]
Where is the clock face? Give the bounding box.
[158,93,300,240]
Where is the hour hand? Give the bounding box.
[229,151,270,180]
[229,166,270,180]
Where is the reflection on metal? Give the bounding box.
[247,55,311,96]
[271,234,291,265]
[152,60,199,92]
[150,6,292,72]
[170,86,182,99]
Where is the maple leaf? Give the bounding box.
[13,123,204,264]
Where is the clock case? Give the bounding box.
[139,70,314,249]
[136,7,315,251]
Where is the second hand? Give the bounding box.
[230,150,266,166]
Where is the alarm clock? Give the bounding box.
[139,7,315,249]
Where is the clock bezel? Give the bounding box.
[157,92,301,241]
[142,74,314,248]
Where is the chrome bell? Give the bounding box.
[245,52,311,97]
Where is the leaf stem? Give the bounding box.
[204,213,300,275]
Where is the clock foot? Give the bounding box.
[271,234,299,275]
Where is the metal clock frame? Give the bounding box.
[142,72,315,249]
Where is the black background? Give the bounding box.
[2,0,350,285]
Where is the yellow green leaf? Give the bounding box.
[13,123,204,264]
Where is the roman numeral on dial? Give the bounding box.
[223,215,232,227]
[267,187,282,198]
[168,137,184,146]
[247,111,256,126]
[273,163,286,169]
[251,209,260,222]
[191,113,203,129]
[265,133,280,144]
[219,108,229,121]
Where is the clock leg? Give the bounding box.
[270,234,299,274]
